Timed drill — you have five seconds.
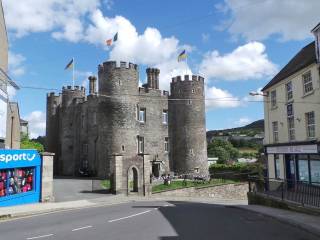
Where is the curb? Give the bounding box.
[231,205,320,238]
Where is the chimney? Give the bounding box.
[146,68,154,88]
[88,76,97,95]
[311,22,320,63]
[146,68,160,89]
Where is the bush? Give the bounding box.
[21,135,44,152]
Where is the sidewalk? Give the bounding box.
[234,204,320,237]
[0,195,135,219]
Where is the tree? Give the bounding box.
[207,139,239,163]
[21,135,44,152]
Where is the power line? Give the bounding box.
[16,85,320,105]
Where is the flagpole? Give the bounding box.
[72,57,75,89]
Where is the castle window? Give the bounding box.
[122,145,125,151]
[192,89,195,93]
[137,136,144,154]
[188,100,192,105]
[138,108,146,123]
[162,110,168,124]
[190,149,194,154]
[164,137,169,152]
[82,143,88,155]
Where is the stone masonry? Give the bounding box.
[46,61,208,195]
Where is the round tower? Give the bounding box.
[98,61,139,96]
[169,75,208,175]
[97,61,140,175]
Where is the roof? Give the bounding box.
[262,41,316,91]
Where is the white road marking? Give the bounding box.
[108,210,152,223]
[26,234,54,240]
[71,225,93,232]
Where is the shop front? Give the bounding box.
[0,149,41,207]
[266,143,320,185]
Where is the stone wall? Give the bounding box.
[153,183,248,200]
[41,152,55,202]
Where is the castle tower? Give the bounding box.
[97,61,140,176]
[169,75,208,175]
[59,86,86,175]
[46,92,61,174]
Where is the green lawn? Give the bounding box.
[152,179,238,193]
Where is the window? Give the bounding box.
[82,143,88,155]
[138,108,146,123]
[162,110,168,124]
[311,160,320,184]
[287,104,295,141]
[274,154,280,179]
[190,149,194,154]
[137,136,144,154]
[122,145,125,151]
[81,115,85,128]
[188,100,192,105]
[302,71,313,94]
[306,111,315,138]
[270,90,277,107]
[272,121,278,143]
[192,89,195,93]
[298,157,309,182]
[0,168,34,198]
[286,81,293,101]
[164,137,169,152]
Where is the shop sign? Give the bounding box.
[0,149,41,169]
[267,144,318,154]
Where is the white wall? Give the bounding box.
[264,63,320,144]
[0,88,7,140]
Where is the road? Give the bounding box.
[0,201,317,240]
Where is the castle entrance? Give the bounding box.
[128,167,138,193]
[152,162,160,178]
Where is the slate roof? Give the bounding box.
[262,41,317,91]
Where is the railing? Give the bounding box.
[248,177,320,208]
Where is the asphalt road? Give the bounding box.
[0,201,318,240]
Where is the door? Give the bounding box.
[285,155,295,188]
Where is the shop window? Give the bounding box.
[274,154,280,179]
[306,111,315,138]
[310,160,320,184]
[298,156,309,182]
[0,168,34,198]
[302,71,313,94]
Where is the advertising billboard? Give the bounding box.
[0,89,7,140]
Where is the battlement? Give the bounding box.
[171,75,204,83]
[47,92,58,97]
[98,61,138,73]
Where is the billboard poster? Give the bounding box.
[0,89,7,140]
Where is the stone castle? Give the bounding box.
[46,61,208,194]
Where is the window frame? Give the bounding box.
[306,111,316,138]
[162,110,168,125]
[272,121,279,143]
[287,104,295,141]
[274,154,280,179]
[138,107,146,123]
[302,71,313,95]
[270,90,277,108]
[164,137,169,152]
[137,136,144,154]
[286,81,293,101]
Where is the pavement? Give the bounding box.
[0,200,319,240]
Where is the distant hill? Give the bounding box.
[207,119,264,139]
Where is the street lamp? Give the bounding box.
[249,91,268,97]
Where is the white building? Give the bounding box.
[0,0,19,149]
[262,27,320,184]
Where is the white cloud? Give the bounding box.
[217,0,320,41]
[234,117,251,127]
[84,10,184,66]
[7,86,17,99]
[199,42,277,81]
[3,0,101,40]
[8,51,26,77]
[24,111,46,138]
[205,85,240,110]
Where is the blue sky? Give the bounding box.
[3,0,319,137]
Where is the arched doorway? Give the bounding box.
[128,167,139,193]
